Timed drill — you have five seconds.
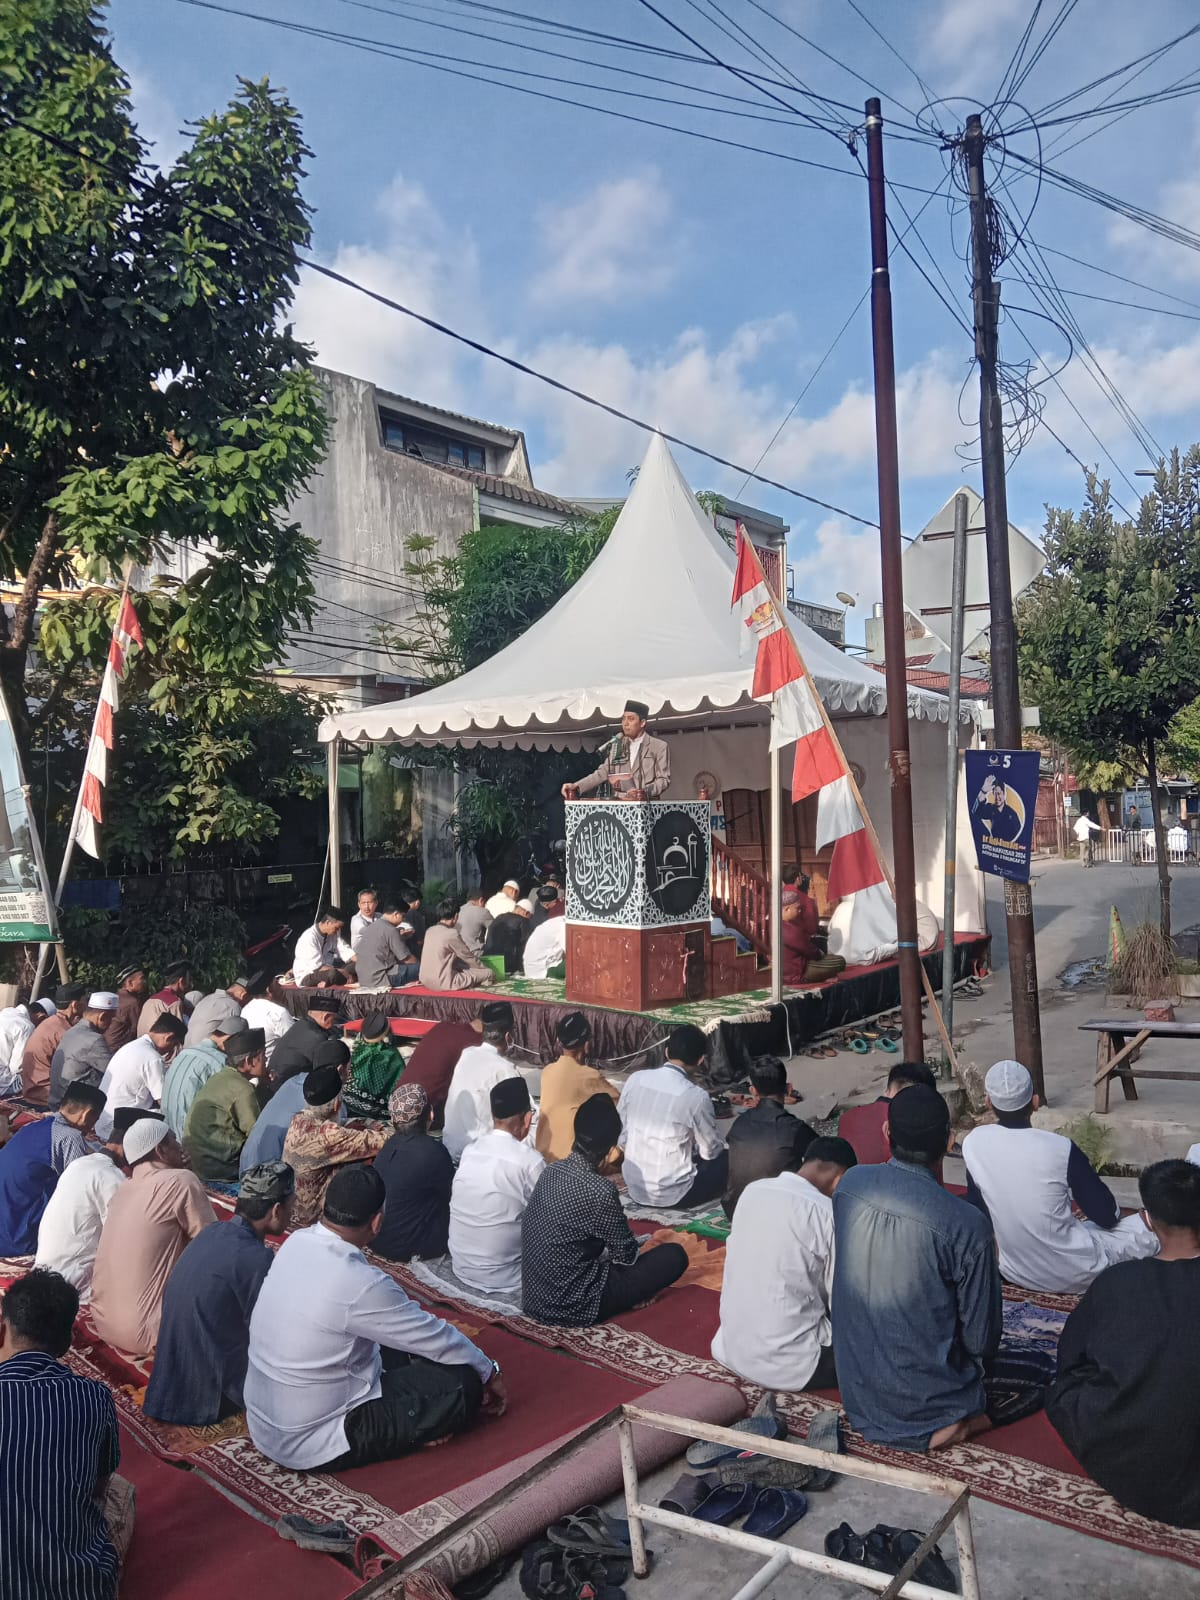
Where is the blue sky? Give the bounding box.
[106,0,1200,618]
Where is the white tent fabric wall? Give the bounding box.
[659,716,985,933]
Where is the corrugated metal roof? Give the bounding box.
[869,662,990,698]
[426,459,582,516]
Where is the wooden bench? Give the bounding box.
[1082,1016,1200,1112]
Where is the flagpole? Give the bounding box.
[31,574,134,1001]
[796,656,961,1075]
[733,526,959,1074]
[769,724,783,1005]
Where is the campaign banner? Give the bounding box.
[965,748,1041,883]
[0,682,57,940]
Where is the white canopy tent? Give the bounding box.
[319,435,986,946]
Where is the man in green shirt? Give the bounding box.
[162,1016,248,1138]
[184,1029,265,1180]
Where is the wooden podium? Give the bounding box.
[564,800,711,1013]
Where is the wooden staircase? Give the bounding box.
[709,836,771,995]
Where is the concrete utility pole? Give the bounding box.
[864,99,925,1064]
[963,112,1045,1099]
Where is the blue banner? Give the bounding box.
[965,749,1041,883]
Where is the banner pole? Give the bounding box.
[769,721,783,1005]
[32,573,134,999]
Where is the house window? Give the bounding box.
[381,415,487,472]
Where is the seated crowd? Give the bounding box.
[2,928,1199,1598]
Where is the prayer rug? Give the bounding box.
[117,1428,360,1600]
[373,1258,1200,1573]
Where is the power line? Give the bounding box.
[1036,244,1200,314]
[1028,19,1200,123]
[1007,0,1082,102]
[167,0,944,196]
[4,107,884,526]
[842,0,937,111]
[740,0,927,123]
[993,2,1043,109]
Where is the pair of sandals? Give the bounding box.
[825,1522,957,1593]
[692,1483,808,1537]
[519,1507,636,1600]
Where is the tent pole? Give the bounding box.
[327,740,343,909]
[769,728,783,1005]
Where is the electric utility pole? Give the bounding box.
[864,99,924,1063]
[963,112,1045,1099]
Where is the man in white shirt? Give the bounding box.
[95,1014,186,1140]
[350,887,379,951]
[0,999,51,1093]
[522,915,567,980]
[241,982,293,1065]
[484,880,521,920]
[442,1001,522,1161]
[1073,813,1101,865]
[712,1137,857,1391]
[449,1078,543,1296]
[293,907,355,987]
[619,1025,727,1209]
[245,1164,505,1470]
[962,1060,1159,1295]
[34,1106,156,1296]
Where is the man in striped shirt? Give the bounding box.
[0,1269,122,1600]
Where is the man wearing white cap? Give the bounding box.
[89,1118,216,1356]
[962,1059,1159,1295]
[484,879,521,919]
[47,992,118,1109]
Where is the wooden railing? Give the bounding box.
[710,836,770,961]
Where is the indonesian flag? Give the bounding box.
[731,526,800,699]
[731,526,885,898]
[72,592,143,860]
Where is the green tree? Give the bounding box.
[1019,453,1200,937]
[0,0,328,858]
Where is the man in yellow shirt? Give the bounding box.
[535,1013,620,1163]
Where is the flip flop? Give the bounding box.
[848,1037,871,1054]
[659,1473,716,1515]
[824,1523,866,1566]
[547,1507,631,1558]
[685,1413,785,1469]
[880,1527,958,1593]
[692,1483,757,1526]
[743,1488,808,1538]
[710,1456,814,1490]
[876,1037,900,1053]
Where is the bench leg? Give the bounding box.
[1095,1034,1113,1114]
[1120,1064,1140,1101]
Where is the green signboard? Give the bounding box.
[0,682,57,942]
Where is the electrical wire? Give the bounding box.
[167,0,945,197]
[1007,0,1082,102]
[1027,19,1200,123]
[842,0,938,112]
[993,2,1042,110]
[1036,244,1200,315]
[740,0,928,123]
[4,105,884,526]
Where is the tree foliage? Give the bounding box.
[0,0,329,860]
[1019,452,1200,935]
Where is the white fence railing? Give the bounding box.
[1103,828,1190,864]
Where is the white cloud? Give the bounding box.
[531,170,681,306]
[788,516,883,612]
[1109,170,1200,284]
[927,0,1028,73]
[125,66,188,169]
[291,175,482,404]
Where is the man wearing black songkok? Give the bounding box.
[522,1094,688,1326]
[561,699,671,802]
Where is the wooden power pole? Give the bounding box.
[963,112,1045,1098]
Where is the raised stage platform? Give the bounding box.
[284,931,990,1084]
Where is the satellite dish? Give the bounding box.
[836,591,857,607]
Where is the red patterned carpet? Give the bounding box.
[5,1218,1200,1584]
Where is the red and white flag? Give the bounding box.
[731,527,885,897]
[73,592,143,860]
